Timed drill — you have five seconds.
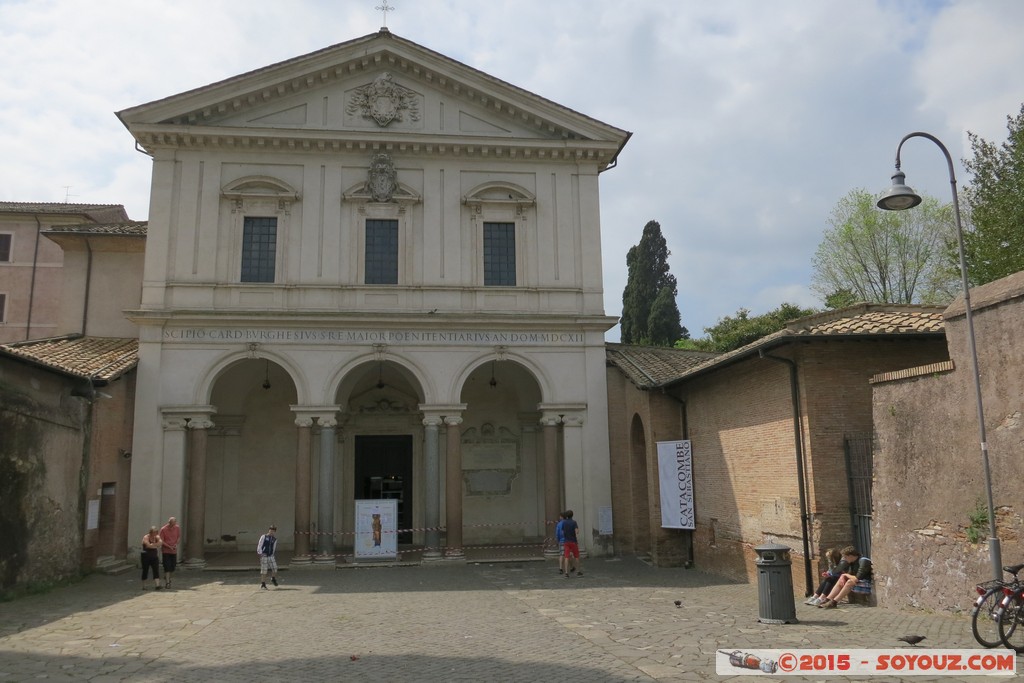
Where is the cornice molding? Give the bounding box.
[131,125,617,166]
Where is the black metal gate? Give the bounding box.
[843,434,873,556]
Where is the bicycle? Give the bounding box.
[996,565,1024,653]
[972,562,1024,648]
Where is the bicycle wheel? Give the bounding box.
[998,594,1024,653]
[972,587,1005,648]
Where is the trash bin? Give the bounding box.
[754,541,798,624]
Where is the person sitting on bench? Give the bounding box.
[818,545,872,609]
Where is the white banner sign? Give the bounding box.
[657,440,695,529]
[354,499,398,559]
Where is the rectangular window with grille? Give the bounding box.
[0,234,11,262]
[483,222,516,286]
[0,293,6,323]
[365,219,399,285]
[241,217,277,283]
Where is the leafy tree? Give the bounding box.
[621,220,687,345]
[676,303,818,353]
[823,288,858,310]
[962,103,1024,285]
[811,189,958,305]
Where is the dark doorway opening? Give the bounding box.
[844,434,873,557]
[98,482,117,557]
[354,435,413,544]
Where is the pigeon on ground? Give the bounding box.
[674,600,682,607]
[897,635,926,647]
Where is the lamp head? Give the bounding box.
[877,169,922,211]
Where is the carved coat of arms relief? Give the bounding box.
[367,153,397,203]
[347,72,420,127]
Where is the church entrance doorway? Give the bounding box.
[354,435,413,544]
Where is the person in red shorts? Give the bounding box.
[562,509,582,578]
[159,516,181,589]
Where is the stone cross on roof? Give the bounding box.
[376,2,394,28]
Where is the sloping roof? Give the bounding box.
[659,303,946,388]
[44,221,148,236]
[606,343,719,389]
[0,202,130,222]
[0,336,138,382]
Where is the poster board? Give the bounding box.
[354,498,398,559]
[657,440,695,529]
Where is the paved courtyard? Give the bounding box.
[0,556,1016,682]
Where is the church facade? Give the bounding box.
[118,29,630,563]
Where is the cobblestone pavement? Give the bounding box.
[0,557,1017,682]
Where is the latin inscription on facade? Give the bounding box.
[162,328,586,345]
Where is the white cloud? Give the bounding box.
[0,0,1021,339]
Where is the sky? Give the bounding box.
[1,0,1023,340]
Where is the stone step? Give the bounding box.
[95,557,135,575]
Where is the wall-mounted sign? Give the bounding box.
[354,499,398,560]
[657,440,695,530]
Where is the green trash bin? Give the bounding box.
[754,541,798,624]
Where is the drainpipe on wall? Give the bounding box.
[25,216,43,340]
[759,349,814,597]
[81,239,93,335]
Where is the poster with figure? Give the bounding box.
[354,499,398,559]
[657,440,695,529]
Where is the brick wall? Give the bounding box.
[606,366,691,566]
[608,332,952,593]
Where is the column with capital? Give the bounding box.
[444,415,464,559]
[184,416,215,568]
[160,416,188,526]
[540,413,562,555]
[562,413,587,556]
[315,415,338,564]
[292,415,314,564]
[422,415,443,560]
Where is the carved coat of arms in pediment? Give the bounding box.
[367,153,397,203]
[347,72,420,127]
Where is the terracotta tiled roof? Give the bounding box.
[794,305,945,335]
[606,343,720,389]
[658,303,946,388]
[0,336,138,381]
[44,221,148,236]
[0,201,127,214]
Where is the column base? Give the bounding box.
[290,555,313,566]
[422,550,443,562]
[313,554,337,566]
[543,547,561,557]
[444,548,465,561]
[182,558,207,570]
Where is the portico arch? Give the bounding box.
[198,357,300,560]
[196,349,310,406]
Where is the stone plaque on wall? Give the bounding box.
[461,423,519,496]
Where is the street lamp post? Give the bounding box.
[877,132,1001,581]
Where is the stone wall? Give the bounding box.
[872,272,1024,613]
[0,361,87,591]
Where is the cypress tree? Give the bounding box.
[621,220,686,345]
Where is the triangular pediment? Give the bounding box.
[117,29,629,162]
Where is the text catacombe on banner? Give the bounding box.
[657,440,694,529]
